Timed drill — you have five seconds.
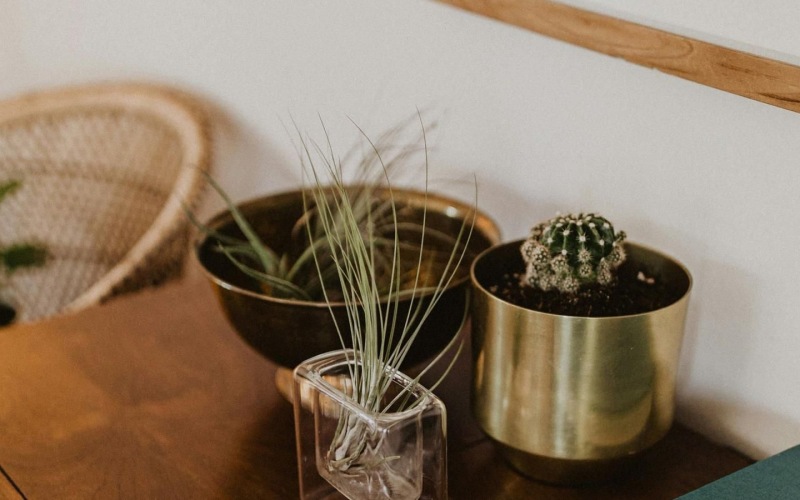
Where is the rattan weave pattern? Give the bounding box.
[0,84,210,322]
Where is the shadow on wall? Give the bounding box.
[678,397,800,460]
[674,258,766,455]
[195,93,298,220]
[678,258,756,389]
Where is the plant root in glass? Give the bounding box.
[294,350,447,500]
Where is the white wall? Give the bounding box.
[3,0,799,460]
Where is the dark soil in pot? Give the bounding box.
[477,242,686,317]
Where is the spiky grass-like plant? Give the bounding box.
[189,113,444,302]
[301,116,474,476]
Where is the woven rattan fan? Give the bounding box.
[0,83,210,323]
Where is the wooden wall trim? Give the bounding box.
[438,0,800,114]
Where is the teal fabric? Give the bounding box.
[679,444,800,499]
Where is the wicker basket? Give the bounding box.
[0,83,211,322]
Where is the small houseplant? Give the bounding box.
[0,180,48,325]
[470,212,692,484]
[194,114,489,304]
[194,117,499,398]
[292,122,473,499]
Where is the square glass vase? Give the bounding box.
[293,349,447,500]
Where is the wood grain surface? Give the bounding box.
[0,262,752,498]
[438,0,800,114]
[0,271,296,498]
[0,466,23,500]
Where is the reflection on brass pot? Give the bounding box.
[196,187,500,369]
[470,240,692,484]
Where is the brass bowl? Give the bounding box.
[470,240,692,484]
[197,187,500,369]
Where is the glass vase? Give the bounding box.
[293,350,447,500]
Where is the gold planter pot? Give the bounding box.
[470,240,692,484]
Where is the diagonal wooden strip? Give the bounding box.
[438,0,800,113]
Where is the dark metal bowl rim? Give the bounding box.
[196,186,502,309]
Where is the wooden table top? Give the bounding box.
[0,262,752,499]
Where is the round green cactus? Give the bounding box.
[520,213,626,294]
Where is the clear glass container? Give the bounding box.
[293,350,447,500]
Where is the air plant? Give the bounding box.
[301,115,475,484]
[189,113,452,302]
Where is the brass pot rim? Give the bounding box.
[470,239,693,320]
[196,185,502,309]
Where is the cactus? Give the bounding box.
[520,213,626,294]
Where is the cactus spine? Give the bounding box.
[520,213,626,294]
